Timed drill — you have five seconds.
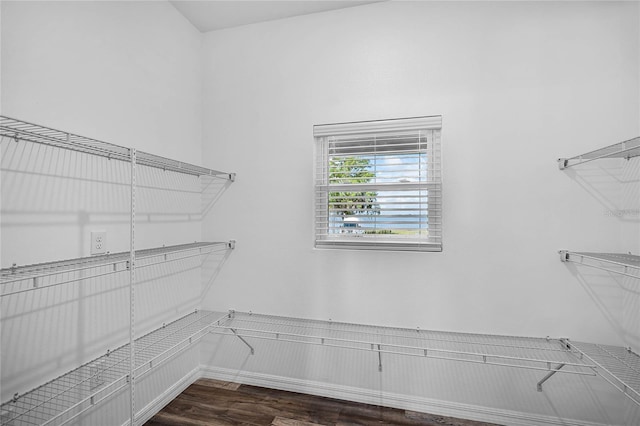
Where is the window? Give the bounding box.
[314,116,442,252]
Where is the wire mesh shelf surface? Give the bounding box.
[560,251,640,279]
[566,341,640,406]
[4,310,638,425]
[0,116,231,178]
[212,311,595,375]
[0,310,229,426]
[0,242,232,297]
[213,311,640,407]
[558,136,640,169]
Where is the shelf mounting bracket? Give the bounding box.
[537,363,566,391]
[230,328,254,355]
[558,158,568,170]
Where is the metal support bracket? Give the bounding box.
[558,158,568,170]
[537,363,566,391]
[230,328,254,355]
[228,240,236,250]
[559,250,569,262]
[229,173,236,182]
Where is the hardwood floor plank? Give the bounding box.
[271,416,325,426]
[196,378,242,391]
[404,410,500,426]
[145,382,504,426]
[335,403,430,426]
[233,385,341,425]
[179,383,325,424]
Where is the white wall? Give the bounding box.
[1,0,205,263]
[1,0,203,164]
[0,0,207,418]
[201,1,640,424]
[202,0,639,349]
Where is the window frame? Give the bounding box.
[313,115,442,252]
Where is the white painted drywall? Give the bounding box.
[0,1,206,418]
[200,1,640,424]
[201,0,639,350]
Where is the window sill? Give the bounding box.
[315,240,442,252]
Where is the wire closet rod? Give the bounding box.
[0,115,233,179]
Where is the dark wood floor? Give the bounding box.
[145,379,502,426]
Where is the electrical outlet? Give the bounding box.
[90,231,107,255]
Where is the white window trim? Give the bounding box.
[313,115,443,252]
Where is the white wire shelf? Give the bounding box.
[564,340,640,406]
[0,116,233,179]
[559,251,640,279]
[0,241,235,297]
[4,310,637,425]
[212,312,597,382]
[212,311,640,407]
[0,310,229,426]
[558,136,640,169]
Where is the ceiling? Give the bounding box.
[169,1,383,32]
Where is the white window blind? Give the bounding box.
[314,116,442,252]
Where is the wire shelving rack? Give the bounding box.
[558,136,640,169]
[564,340,640,406]
[555,136,640,408]
[0,116,234,180]
[559,251,640,280]
[0,310,230,426]
[0,242,234,297]
[1,115,236,426]
[211,311,593,376]
[208,310,634,407]
[213,311,640,406]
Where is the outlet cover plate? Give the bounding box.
[90,231,107,255]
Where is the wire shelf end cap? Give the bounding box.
[557,158,568,170]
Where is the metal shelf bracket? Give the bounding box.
[558,158,568,170]
[231,328,255,355]
[537,363,566,391]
